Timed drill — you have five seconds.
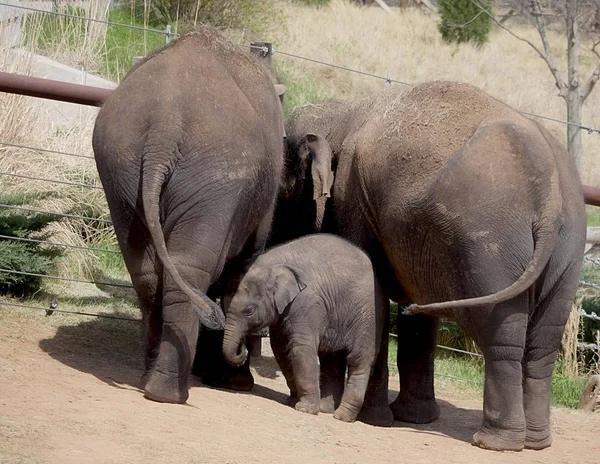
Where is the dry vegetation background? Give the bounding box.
[275,0,600,184]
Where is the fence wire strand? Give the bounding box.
[0,141,93,160]
[0,268,133,289]
[0,233,121,255]
[0,203,113,225]
[0,300,141,322]
[0,170,103,190]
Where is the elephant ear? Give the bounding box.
[274,84,287,139]
[270,265,307,315]
[274,84,287,96]
[306,133,335,201]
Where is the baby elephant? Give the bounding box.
[222,234,393,426]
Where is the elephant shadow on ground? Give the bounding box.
[388,391,482,444]
[39,315,146,391]
[38,316,287,402]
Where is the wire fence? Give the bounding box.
[0,3,599,384]
[2,1,600,134]
[0,2,177,43]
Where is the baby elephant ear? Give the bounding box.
[270,265,307,314]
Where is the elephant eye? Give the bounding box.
[243,305,256,317]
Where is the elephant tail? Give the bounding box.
[405,172,562,315]
[141,158,225,330]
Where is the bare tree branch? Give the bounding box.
[530,0,568,95]
[470,0,567,95]
[581,40,600,101]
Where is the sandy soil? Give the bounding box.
[0,308,598,464]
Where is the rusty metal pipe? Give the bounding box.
[0,71,111,107]
[583,185,600,207]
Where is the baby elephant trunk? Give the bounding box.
[223,319,248,367]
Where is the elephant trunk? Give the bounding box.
[223,318,248,367]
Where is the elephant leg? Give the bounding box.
[523,279,577,450]
[192,328,254,392]
[143,216,234,404]
[143,264,206,404]
[319,352,346,413]
[269,329,297,402]
[334,359,371,423]
[289,342,321,415]
[112,214,162,389]
[192,278,254,392]
[390,312,440,424]
[471,299,528,452]
[358,301,394,427]
[141,299,162,374]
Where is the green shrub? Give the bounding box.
[438,0,492,47]
[552,365,587,408]
[0,193,64,296]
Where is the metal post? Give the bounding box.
[132,56,144,67]
[250,41,273,65]
[165,24,171,45]
[250,41,283,107]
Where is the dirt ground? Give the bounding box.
[1,308,598,464]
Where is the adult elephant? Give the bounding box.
[92,28,285,404]
[277,81,586,451]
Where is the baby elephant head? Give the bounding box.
[222,264,307,367]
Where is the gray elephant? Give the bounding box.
[275,81,586,451]
[92,28,285,404]
[222,234,393,425]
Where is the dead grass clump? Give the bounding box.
[561,300,583,378]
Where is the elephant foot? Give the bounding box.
[390,395,440,424]
[357,404,394,427]
[295,399,320,415]
[143,369,189,404]
[472,427,525,452]
[333,406,358,423]
[319,395,336,414]
[525,429,552,450]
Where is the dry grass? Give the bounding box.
[276,0,600,184]
[0,10,118,293]
[562,300,583,378]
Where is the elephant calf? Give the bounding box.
[222,234,393,426]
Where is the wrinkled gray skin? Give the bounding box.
[92,29,284,404]
[277,81,586,451]
[222,234,393,426]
